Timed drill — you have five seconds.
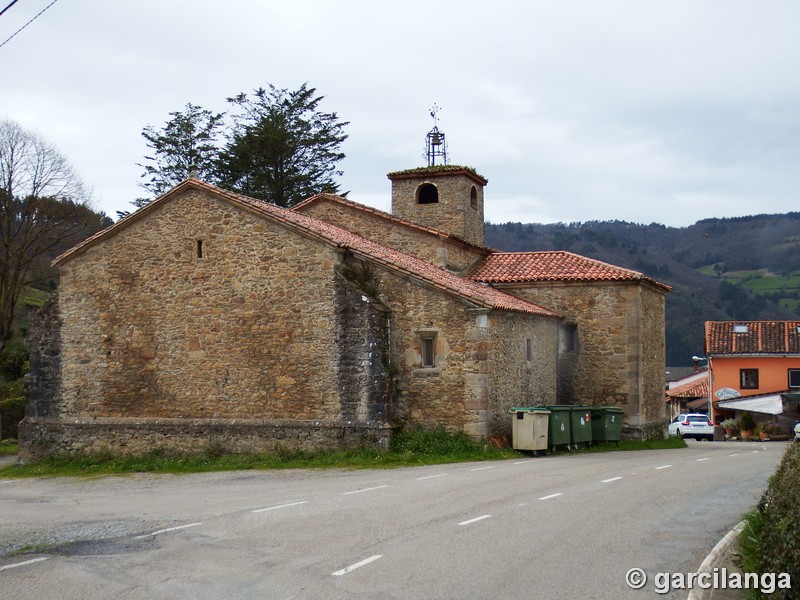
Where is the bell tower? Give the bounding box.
[388,108,487,246]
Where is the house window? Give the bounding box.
[733,324,749,334]
[470,186,478,209]
[195,239,204,259]
[417,183,439,204]
[560,323,578,354]
[789,369,800,389]
[420,334,436,367]
[525,338,533,362]
[740,368,759,389]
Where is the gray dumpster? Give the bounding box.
[510,407,551,452]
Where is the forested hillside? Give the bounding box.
[484,213,800,366]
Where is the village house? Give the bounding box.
[21,164,670,459]
[704,320,800,429]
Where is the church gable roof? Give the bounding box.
[293,192,492,254]
[468,251,671,291]
[53,180,560,318]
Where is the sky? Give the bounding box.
[2,0,800,227]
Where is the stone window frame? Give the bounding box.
[470,185,478,209]
[413,328,442,376]
[740,368,759,390]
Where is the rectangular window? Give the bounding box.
[196,239,204,259]
[740,368,759,389]
[789,369,800,389]
[526,338,533,362]
[421,336,436,368]
[560,324,578,354]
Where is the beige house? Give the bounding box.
[22,165,669,458]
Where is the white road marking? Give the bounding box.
[539,493,563,500]
[470,466,494,472]
[696,458,710,462]
[602,477,623,483]
[752,450,760,454]
[0,557,50,572]
[514,460,536,465]
[729,453,740,457]
[252,501,309,513]
[458,515,492,526]
[134,522,202,540]
[332,554,383,576]
[416,473,448,481]
[343,485,389,495]
[655,465,672,470]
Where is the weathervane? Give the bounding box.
[425,104,447,166]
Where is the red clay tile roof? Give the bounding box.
[666,378,709,399]
[468,251,671,291]
[53,180,560,319]
[293,192,493,254]
[704,321,800,355]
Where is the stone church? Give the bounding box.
[21,164,669,459]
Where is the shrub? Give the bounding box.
[755,443,800,598]
[739,412,756,431]
[0,394,24,439]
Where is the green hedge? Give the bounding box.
[0,395,24,440]
[756,442,800,598]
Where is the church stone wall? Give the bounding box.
[500,280,667,437]
[21,189,394,458]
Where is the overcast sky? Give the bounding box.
[3,0,799,227]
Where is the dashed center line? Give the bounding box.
[134,522,202,540]
[470,466,495,472]
[539,493,563,500]
[458,514,492,526]
[343,485,389,495]
[696,458,711,462]
[602,477,623,483]
[252,501,309,513]
[332,554,383,576]
[416,473,448,481]
[0,557,50,572]
[729,453,740,457]
[655,465,672,470]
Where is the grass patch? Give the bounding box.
[0,439,18,455]
[0,429,687,478]
[736,509,763,600]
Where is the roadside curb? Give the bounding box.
[688,521,746,600]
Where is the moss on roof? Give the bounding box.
[387,164,487,182]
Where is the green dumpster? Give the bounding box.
[546,406,572,450]
[509,407,550,452]
[568,406,593,447]
[591,407,624,444]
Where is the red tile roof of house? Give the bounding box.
[704,321,800,355]
[666,378,709,399]
[468,251,671,291]
[53,180,561,319]
[293,192,493,254]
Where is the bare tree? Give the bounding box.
[0,119,103,348]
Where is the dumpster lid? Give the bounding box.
[509,407,551,413]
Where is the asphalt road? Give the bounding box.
[0,440,786,599]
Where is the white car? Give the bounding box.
[668,413,715,440]
[794,422,800,442]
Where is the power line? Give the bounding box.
[0,1,21,19]
[0,0,59,49]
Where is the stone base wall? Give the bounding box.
[18,417,394,462]
[622,417,669,441]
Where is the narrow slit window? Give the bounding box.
[526,338,533,362]
[196,239,204,259]
[421,336,436,367]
